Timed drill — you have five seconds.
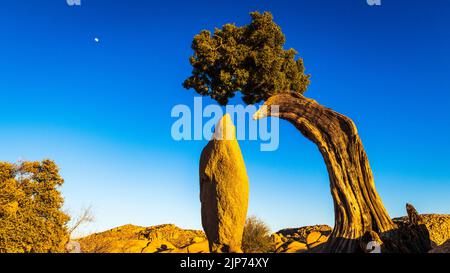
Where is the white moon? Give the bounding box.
[94,38,99,43]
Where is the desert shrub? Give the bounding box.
[0,160,70,253]
[242,216,273,253]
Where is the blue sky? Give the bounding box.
[0,0,449,235]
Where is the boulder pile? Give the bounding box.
[393,214,450,251]
[75,215,450,253]
[77,224,209,253]
[271,225,332,253]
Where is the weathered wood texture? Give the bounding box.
[254,93,396,252]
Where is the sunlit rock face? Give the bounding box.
[199,114,250,253]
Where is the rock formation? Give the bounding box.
[389,211,450,253]
[74,215,450,253]
[429,239,450,253]
[271,213,450,253]
[414,214,450,247]
[253,93,396,253]
[272,225,332,253]
[77,224,208,253]
[199,114,250,253]
[406,203,421,224]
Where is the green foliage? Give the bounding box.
[242,216,273,253]
[183,11,310,105]
[0,160,70,253]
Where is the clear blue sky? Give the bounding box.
[0,0,449,235]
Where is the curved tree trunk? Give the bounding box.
[253,93,397,253]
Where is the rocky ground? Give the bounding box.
[393,214,450,248]
[429,239,450,253]
[271,225,331,253]
[77,214,450,253]
[78,224,208,253]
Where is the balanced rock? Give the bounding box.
[199,114,250,253]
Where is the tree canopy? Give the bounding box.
[0,160,69,253]
[183,11,310,105]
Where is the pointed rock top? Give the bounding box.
[212,114,236,141]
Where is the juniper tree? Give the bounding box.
[184,12,397,253]
[183,11,310,105]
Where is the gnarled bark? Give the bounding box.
[253,93,396,253]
